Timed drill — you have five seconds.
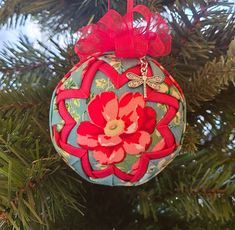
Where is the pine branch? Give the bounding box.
[182,56,235,112]
[0,1,235,229]
[0,84,85,229]
[136,147,235,223]
[161,0,235,80]
[0,0,174,33]
[182,124,200,153]
[0,118,85,229]
[189,84,235,154]
[0,36,77,89]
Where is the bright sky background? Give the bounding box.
[0,17,74,52]
[0,18,46,49]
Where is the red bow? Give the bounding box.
[75,4,172,60]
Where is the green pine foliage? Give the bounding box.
[0,0,235,229]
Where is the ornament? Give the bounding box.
[49,0,186,186]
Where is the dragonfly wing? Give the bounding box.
[148,75,165,84]
[146,76,164,90]
[128,80,144,88]
[126,72,142,80]
[147,81,160,90]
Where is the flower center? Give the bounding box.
[104,119,125,137]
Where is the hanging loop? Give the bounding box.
[75,0,172,60]
[108,0,134,13]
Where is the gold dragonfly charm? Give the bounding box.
[126,72,165,98]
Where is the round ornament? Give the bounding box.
[49,1,186,186]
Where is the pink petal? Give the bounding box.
[108,147,125,164]
[98,135,122,147]
[77,121,102,149]
[119,92,145,118]
[93,147,125,165]
[93,150,110,165]
[123,131,151,155]
[118,92,145,134]
[152,139,166,152]
[88,91,118,127]
[102,93,118,121]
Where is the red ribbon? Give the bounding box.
[75,1,172,60]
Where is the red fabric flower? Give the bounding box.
[77,91,156,165]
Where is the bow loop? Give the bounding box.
[75,4,171,60]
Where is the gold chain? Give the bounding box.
[140,57,148,98]
[140,57,148,77]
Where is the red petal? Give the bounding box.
[118,92,145,134]
[140,106,156,133]
[93,146,125,165]
[88,91,118,127]
[77,121,102,149]
[119,92,145,116]
[98,135,122,147]
[122,131,151,155]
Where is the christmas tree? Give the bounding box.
[0,0,235,229]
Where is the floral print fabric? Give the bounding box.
[49,54,186,186]
[77,91,156,165]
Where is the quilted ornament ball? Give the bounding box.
[49,54,186,186]
[49,2,186,186]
